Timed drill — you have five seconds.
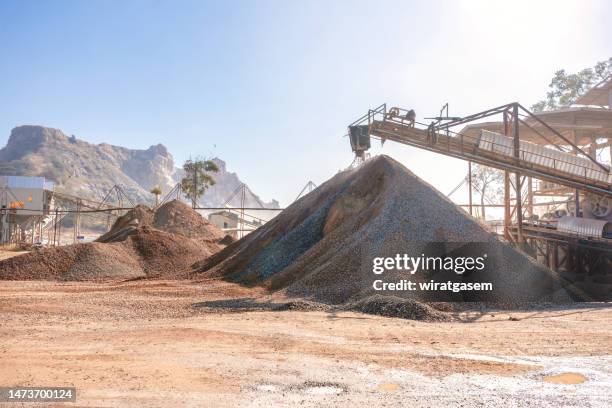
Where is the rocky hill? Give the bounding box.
[0,125,278,208]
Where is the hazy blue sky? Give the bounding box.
[0,0,610,206]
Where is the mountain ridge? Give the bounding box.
[0,125,278,208]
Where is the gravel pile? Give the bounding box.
[98,200,226,243]
[0,227,222,281]
[97,205,154,242]
[153,200,226,242]
[0,242,139,280]
[196,155,567,315]
[1,200,228,281]
[342,295,449,321]
[193,297,333,313]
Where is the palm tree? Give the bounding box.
[150,186,162,207]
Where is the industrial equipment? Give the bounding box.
[347,101,612,298]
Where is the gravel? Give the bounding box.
[196,155,568,316]
[98,200,227,243]
[342,295,450,321]
[96,204,154,243]
[0,201,227,281]
[153,200,227,241]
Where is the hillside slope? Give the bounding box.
[0,125,277,207]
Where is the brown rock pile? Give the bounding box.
[0,200,227,281]
[153,200,227,241]
[96,204,155,243]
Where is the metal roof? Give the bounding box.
[459,107,612,145]
[0,175,54,190]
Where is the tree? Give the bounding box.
[531,57,612,112]
[181,157,219,207]
[150,186,162,207]
[469,164,504,220]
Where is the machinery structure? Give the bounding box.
[0,178,136,246]
[348,77,612,298]
[158,182,284,239]
[0,176,55,244]
[206,183,269,239]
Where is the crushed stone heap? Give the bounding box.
[195,155,567,307]
[97,200,227,243]
[0,200,227,281]
[153,200,227,241]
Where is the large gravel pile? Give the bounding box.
[1,200,228,281]
[196,155,567,312]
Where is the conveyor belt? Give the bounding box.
[366,118,612,198]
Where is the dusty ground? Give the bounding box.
[0,280,610,407]
[0,248,28,261]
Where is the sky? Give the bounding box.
[0,0,610,206]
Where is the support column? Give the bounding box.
[572,130,581,217]
[575,190,581,217]
[512,104,523,243]
[515,172,523,242]
[468,161,473,216]
[53,209,59,246]
[57,214,62,246]
[589,135,597,160]
[504,171,511,242]
[551,243,558,272]
[527,177,534,219]
[503,110,512,242]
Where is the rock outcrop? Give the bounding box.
[0,125,277,207]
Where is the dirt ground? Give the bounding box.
[0,280,610,407]
[0,248,28,261]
